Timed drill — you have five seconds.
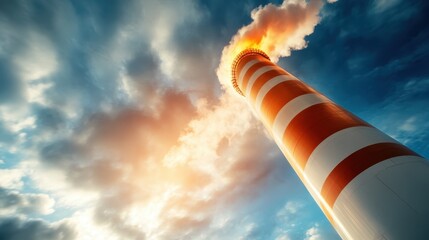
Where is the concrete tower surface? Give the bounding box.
[231,48,429,239]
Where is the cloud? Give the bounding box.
[0,58,22,104]
[0,121,17,149]
[399,116,417,133]
[31,86,290,239]
[12,32,58,82]
[33,86,200,238]
[0,188,55,216]
[283,201,304,215]
[0,217,75,240]
[0,1,66,108]
[22,160,98,209]
[33,106,66,133]
[142,0,201,76]
[276,235,292,240]
[371,0,401,13]
[0,169,24,189]
[305,224,322,240]
[135,0,221,100]
[275,201,305,230]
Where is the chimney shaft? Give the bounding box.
[232,49,429,239]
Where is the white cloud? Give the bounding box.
[0,106,36,134]
[277,201,304,219]
[70,209,118,240]
[276,235,292,240]
[25,81,54,105]
[0,169,25,189]
[372,0,400,13]
[143,0,201,79]
[399,116,417,133]
[21,160,98,208]
[5,30,58,106]
[163,93,253,169]
[284,201,304,215]
[274,201,318,239]
[305,224,322,240]
[13,32,58,82]
[367,78,429,147]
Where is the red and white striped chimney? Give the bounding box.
[231,49,429,239]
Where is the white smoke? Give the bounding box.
[217,0,324,91]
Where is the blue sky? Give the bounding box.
[0,0,428,239]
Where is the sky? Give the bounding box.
[0,0,429,239]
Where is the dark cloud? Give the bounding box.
[45,50,107,114]
[34,106,65,132]
[0,0,57,38]
[0,121,16,145]
[0,217,75,240]
[126,47,160,80]
[168,31,222,99]
[70,0,127,44]
[40,139,81,168]
[0,58,22,104]
[0,1,75,60]
[0,188,53,216]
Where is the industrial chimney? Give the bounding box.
[231,48,429,239]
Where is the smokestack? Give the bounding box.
[231,49,429,239]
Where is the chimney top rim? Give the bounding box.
[231,48,270,96]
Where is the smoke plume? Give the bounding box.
[217,0,324,90]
